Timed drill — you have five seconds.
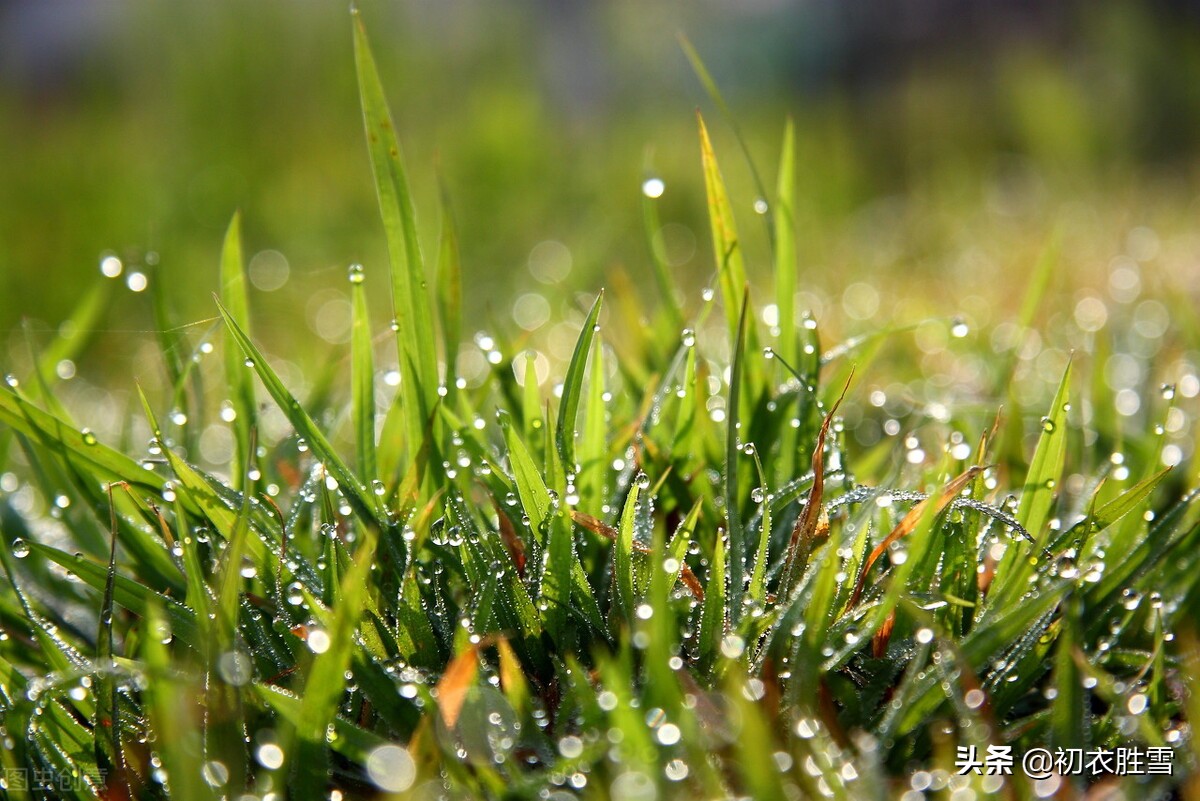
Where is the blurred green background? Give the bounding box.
[2,0,1200,380]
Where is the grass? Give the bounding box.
[1,9,1198,800]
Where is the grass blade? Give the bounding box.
[987,362,1071,615]
[614,479,641,622]
[698,113,749,342]
[217,298,385,528]
[696,528,727,678]
[288,522,379,795]
[556,291,603,472]
[350,265,378,483]
[352,7,438,452]
[436,173,463,404]
[219,211,257,489]
[725,290,749,618]
[773,119,797,366]
[680,34,773,244]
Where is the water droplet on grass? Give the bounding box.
[12,539,29,558]
[641,177,665,199]
[347,263,365,284]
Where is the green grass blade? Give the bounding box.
[580,336,606,513]
[499,410,551,542]
[698,113,749,342]
[1050,597,1085,753]
[350,266,378,483]
[352,8,438,449]
[217,298,384,528]
[27,542,201,647]
[614,479,641,622]
[219,211,257,490]
[436,174,463,404]
[556,291,603,472]
[773,118,797,366]
[679,34,773,244]
[987,362,1071,615]
[0,386,165,496]
[697,529,727,678]
[724,291,750,617]
[288,522,379,795]
[94,487,126,790]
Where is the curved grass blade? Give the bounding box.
[848,466,983,609]
[0,385,165,497]
[779,374,851,597]
[26,542,201,647]
[556,291,603,472]
[680,34,773,246]
[216,298,385,528]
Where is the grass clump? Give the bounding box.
[0,10,1197,801]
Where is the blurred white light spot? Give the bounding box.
[309,295,352,344]
[528,240,572,284]
[1126,226,1160,262]
[842,282,880,320]
[1108,257,1141,303]
[127,272,148,292]
[513,293,551,330]
[248,249,290,291]
[307,629,331,654]
[366,745,416,793]
[256,743,285,770]
[761,304,779,327]
[200,424,234,465]
[641,178,665,199]
[1073,296,1108,332]
[1115,389,1141,417]
[100,255,123,278]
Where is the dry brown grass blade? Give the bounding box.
[436,643,479,729]
[570,510,705,601]
[872,610,896,658]
[779,373,853,591]
[847,464,984,609]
